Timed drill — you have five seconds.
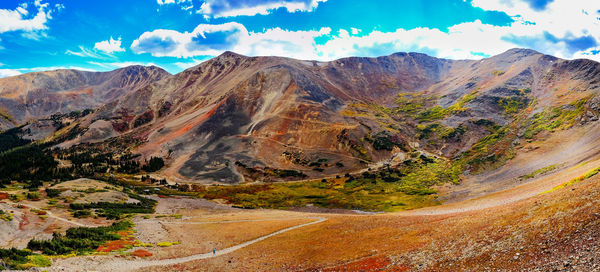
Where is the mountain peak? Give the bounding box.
[499,48,542,57]
[217,51,246,59]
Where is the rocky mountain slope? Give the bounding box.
[0,65,170,130]
[3,48,600,188]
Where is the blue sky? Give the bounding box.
[0,0,599,77]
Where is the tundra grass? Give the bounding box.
[541,166,600,194]
[523,99,587,139]
[199,157,460,212]
[520,164,558,180]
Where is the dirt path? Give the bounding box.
[49,217,327,272]
[11,202,93,228]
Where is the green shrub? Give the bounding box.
[46,188,62,198]
[72,210,92,218]
[27,221,132,255]
[142,157,164,172]
[26,192,41,200]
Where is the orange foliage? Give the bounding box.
[130,249,153,258]
[97,240,135,252]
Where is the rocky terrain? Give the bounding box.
[2,48,600,271]
[4,48,599,187]
[0,65,170,130]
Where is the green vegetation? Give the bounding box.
[2,221,131,269]
[415,91,477,122]
[523,100,586,139]
[498,96,528,115]
[542,166,600,194]
[0,209,12,221]
[142,156,165,172]
[394,93,429,116]
[24,254,52,267]
[0,126,31,153]
[72,210,92,218]
[235,161,307,182]
[417,123,452,140]
[520,164,558,180]
[371,131,407,151]
[0,248,51,270]
[417,106,447,122]
[26,192,41,200]
[202,155,457,211]
[492,70,505,76]
[0,131,154,189]
[69,193,156,219]
[157,241,181,247]
[0,145,58,188]
[27,221,133,255]
[45,188,62,198]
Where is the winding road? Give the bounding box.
[50,216,328,272]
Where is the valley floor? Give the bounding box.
[41,158,600,271]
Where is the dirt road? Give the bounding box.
[48,217,327,272]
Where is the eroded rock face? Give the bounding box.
[0,65,170,130]
[4,49,600,184]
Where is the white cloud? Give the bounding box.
[0,66,95,78]
[0,69,21,78]
[88,61,159,69]
[241,27,330,59]
[315,22,510,60]
[131,22,330,59]
[66,45,115,59]
[130,22,248,58]
[470,0,600,59]
[94,37,125,53]
[157,0,193,12]
[0,1,53,34]
[132,0,600,63]
[20,66,96,72]
[198,0,326,18]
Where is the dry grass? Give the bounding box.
[137,170,600,271]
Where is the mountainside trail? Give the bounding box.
[48,217,328,272]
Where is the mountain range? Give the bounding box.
[2,48,600,186]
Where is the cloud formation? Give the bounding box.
[94,37,125,53]
[198,0,326,18]
[0,69,21,78]
[131,22,330,59]
[131,0,600,63]
[156,0,193,11]
[0,1,54,34]
[66,46,115,60]
[470,0,600,60]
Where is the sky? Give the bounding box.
[0,0,599,77]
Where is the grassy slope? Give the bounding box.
[145,165,600,271]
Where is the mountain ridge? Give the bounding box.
[2,48,600,187]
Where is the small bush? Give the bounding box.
[73,210,92,218]
[26,192,41,200]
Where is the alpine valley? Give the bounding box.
[3,49,600,271]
